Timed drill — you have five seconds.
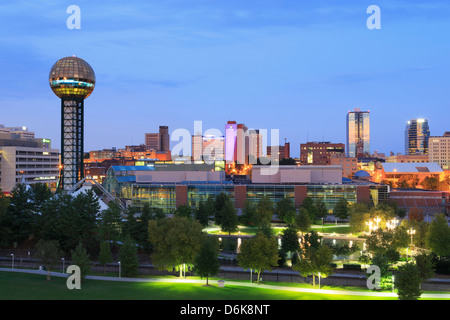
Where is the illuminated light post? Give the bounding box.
[374,217,381,229]
[62,257,65,274]
[407,228,416,260]
[407,228,416,246]
[118,261,121,278]
[318,272,321,289]
[11,254,14,269]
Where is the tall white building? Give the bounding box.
[429,132,450,170]
[191,134,225,163]
[0,127,59,192]
[248,129,263,164]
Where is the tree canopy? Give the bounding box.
[148,217,206,278]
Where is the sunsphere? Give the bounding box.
[49,56,95,99]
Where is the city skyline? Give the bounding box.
[1,1,449,157]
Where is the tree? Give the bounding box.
[174,204,193,219]
[237,233,279,283]
[219,198,238,235]
[98,201,123,247]
[300,197,317,221]
[150,206,166,220]
[29,183,53,212]
[329,241,357,261]
[426,214,450,257]
[39,192,99,255]
[314,199,328,221]
[394,262,422,300]
[118,236,139,277]
[293,244,334,287]
[242,200,257,226]
[34,239,63,280]
[369,203,396,227]
[195,200,210,227]
[255,196,274,226]
[98,241,113,273]
[365,228,408,261]
[421,176,440,190]
[214,193,230,226]
[133,206,153,252]
[71,242,91,281]
[397,174,419,189]
[280,226,300,257]
[194,237,220,285]
[295,207,311,235]
[4,183,36,246]
[301,230,322,254]
[122,207,140,240]
[333,198,349,220]
[371,253,395,290]
[349,203,370,233]
[415,253,435,287]
[438,175,450,191]
[276,198,296,226]
[408,208,424,222]
[0,189,11,247]
[148,217,206,278]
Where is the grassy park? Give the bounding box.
[0,271,398,300]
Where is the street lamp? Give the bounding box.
[374,217,381,229]
[318,272,321,290]
[407,228,416,261]
[11,254,14,269]
[61,258,65,273]
[366,220,373,233]
[118,261,121,278]
[407,228,416,246]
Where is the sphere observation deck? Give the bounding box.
[49,56,95,99]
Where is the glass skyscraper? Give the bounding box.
[405,119,430,155]
[346,108,370,158]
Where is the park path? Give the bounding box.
[2,267,450,299]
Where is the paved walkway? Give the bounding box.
[2,268,450,299]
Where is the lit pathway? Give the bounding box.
[2,268,450,299]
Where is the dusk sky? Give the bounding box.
[1,0,449,157]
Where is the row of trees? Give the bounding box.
[349,202,450,257]
[382,174,450,190]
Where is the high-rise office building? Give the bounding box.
[0,128,59,192]
[405,119,430,155]
[248,129,263,163]
[191,134,225,162]
[225,121,238,164]
[267,142,290,160]
[159,126,170,152]
[300,141,345,165]
[225,121,258,165]
[429,132,450,169]
[145,126,170,151]
[346,108,370,158]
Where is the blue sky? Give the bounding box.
[0,0,449,157]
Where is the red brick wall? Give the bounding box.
[175,185,188,208]
[356,186,370,203]
[294,186,307,207]
[234,185,247,209]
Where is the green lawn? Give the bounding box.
[0,271,395,300]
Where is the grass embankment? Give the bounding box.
[0,271,395,300]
